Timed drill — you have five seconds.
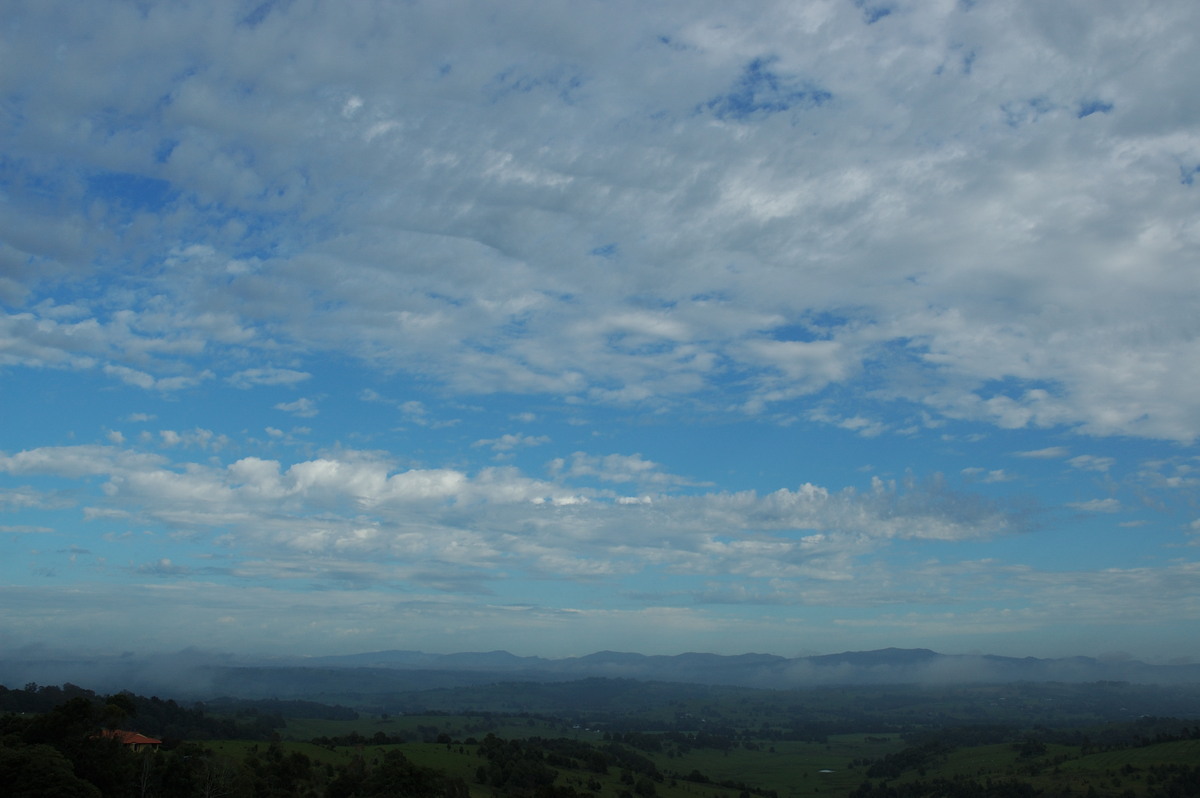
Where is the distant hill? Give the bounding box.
[2,646,1198,700]
[278,646,1200,689]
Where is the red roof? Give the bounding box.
[98,729,162,746]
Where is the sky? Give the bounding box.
[2,0,1200,665]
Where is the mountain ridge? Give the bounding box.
[269,646,1200,689]
[3,646,1198,699]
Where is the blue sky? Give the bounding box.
[2,0,1200,663]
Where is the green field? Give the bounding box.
[228,713,1196,798]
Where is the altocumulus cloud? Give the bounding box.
[1,0,1198,440]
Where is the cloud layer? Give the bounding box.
[2,0,1199,659]
[4,0,1199,438]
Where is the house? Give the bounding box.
[96,729,163,752]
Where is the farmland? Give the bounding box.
[3,679,1200,796]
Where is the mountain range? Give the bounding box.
[5,646,1196,700]
[277,647,1200,689]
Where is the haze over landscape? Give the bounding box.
[3,0,1200,667]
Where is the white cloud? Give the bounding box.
[0,524,56,534]
[228,368,312,388]
[0,446,167,479]
[963,468,1016,484]
[1069,454,1116,472]
[0,443,1022,592]
[0,484,76,511]
[1015,447,1070,459]
[274,398,318,417]
[473,433,551,452]
[104,365,212,392]
[548,452,704,487]
[1067,498,1121,513]
[809,408,888,437]
[158,428,230,451]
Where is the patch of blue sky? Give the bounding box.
[87,171,175,212]
[0,93,26,131]
[122,547,245,588]
[975,375,1060,401]
[0,486,79,537]
[487,65,586,105]
[220,220,293,261]
[0,156,72,206]
[168,200,314,261]
[931,513,1172,574]
[6,364,286,464]
[183,379,315,434]
[688,581,782,607]
[570,413,862,494]
[853,0,894,25]
[960,48,977,75]
[1077,99,1114,118]
[595,338,681,363]
[589,243,618,258]
[625,294,677,310]
[656,34,690,52]
[0,154,25,187]
[766,312,853,342]
[1002,97,1056,127]
[239,0,285,28]
[936,46,977,77]
[703,57,832,122]
[152,138,178,165]
[765,323,822,343]
[2,506,132,581]
[688,290,733,304]
[495,314,536,342]
[1,368,138,450]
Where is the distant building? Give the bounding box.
[96,729,163,752]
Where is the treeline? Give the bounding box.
[0,682,97,713]
[1041,717,1200,754]
[850,776,1043,797]
[865,739,955,779]
[0,684,748,798]
[0,682,283,743]
[466,731,780,798]
[603,719,893,748]
[850,767,1200,798]
[469,732,737,798]
[847,719,1200,798]
[884,716,1200,760]
[625,722,910,751]
[0,688,467,797]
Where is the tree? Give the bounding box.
[0,744,102,798]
